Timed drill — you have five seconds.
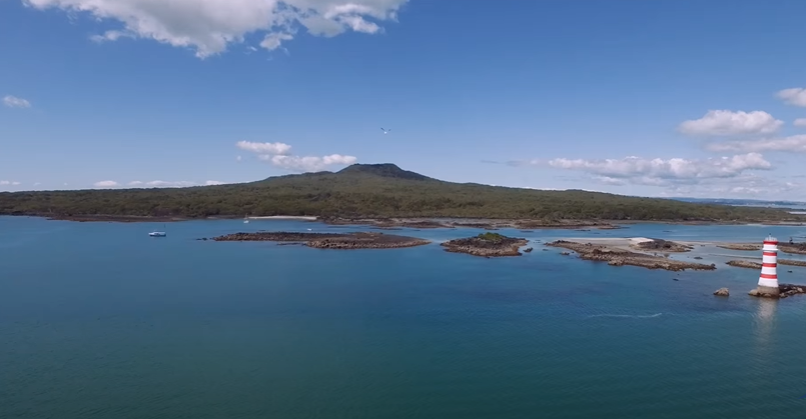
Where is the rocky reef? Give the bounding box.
[208,231,430,249]
[719,241,806,255]
[727,259,806,269]
[632,238,692,253]
[441,232,529,257]
[726,260,762,269]
[717,243,762,251]
[749,284,806,299]
[779,242,806,255]
[546,240,716,272]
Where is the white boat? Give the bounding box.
[149,231,167,237]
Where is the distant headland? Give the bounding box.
[1,163,804,225]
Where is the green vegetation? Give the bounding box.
[0,163,801,222]
[477,232,507,243]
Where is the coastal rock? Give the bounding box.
[208,231,430,250]
[717,243,762,251]
[748,284,806,299]
[633,239,692,253]
[441,232,528,257]
[546,240,716,272]
[780,259,806,267]
[524,247,533,253]
[779,242,806,255]
[713,288,730,297]
[726,260,762,270]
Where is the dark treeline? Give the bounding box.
[0,164,799,222]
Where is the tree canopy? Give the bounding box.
[0,164,799,222]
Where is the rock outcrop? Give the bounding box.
[749,284,806,299]
[717,243,762,251]
[209,231,430,249]
[633,239,692,253]
[713,288,730,297]
[726,260,762,269]
[546,240,716,272]
[442,232,528,257]
[780,242,806,255]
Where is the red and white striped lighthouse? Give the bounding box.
[757,235,780,295]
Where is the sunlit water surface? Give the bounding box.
[2,217,806,419]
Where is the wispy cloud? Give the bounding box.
[237,141,357,172]
[127,180,227,188]
[93,180,120,188]
[547,153,772,187]
[706,135,806,153]
[3,95,31,108]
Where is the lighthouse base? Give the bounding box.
[749,286,781,298]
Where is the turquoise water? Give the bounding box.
[2,216,806,419]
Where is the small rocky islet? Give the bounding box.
[441,232,529,257]
[749,284,806,299]
[205,231,430,249]
[718,241,806,255]
[546,239,716,272]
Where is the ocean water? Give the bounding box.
[2,216,806,419]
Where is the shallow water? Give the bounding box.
[1,216,806,418]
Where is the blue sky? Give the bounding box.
[2,0,806,200]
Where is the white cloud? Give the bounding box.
[664,175,802,199]
[93,180,120,188]
[126,180,227,188]
[706,135,806,153]
[24,0,407,58]
[260,154,357,171]
[678,110,782,136]
[260,32,294,51]
[777,88,806,107]
[236,141,292,155]
[548,153,772,187]
[236,155,243,162]
[0,181,22,186]
[237,141,356,172]
[794,118,806,128]
[3,95,31,108]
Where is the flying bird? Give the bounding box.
[381,128,391,134]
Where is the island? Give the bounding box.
[726,260,762,269]
[2,163,803,226]
[779,242,806,255]
[717,243,762,251]
[717,241,806,255]
[207,231,430,250]
[441,232,529,257]
[727,259,806,269]
[546,238,716,272]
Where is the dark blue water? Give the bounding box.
[2,216,806,418]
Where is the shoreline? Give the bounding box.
[546,238,715,271]
[204,231,431,250]
[441,233,529,257]
[7,213,805,228]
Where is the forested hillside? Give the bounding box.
[0,164,799,221]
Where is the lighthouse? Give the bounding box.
[757,235,780,296]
